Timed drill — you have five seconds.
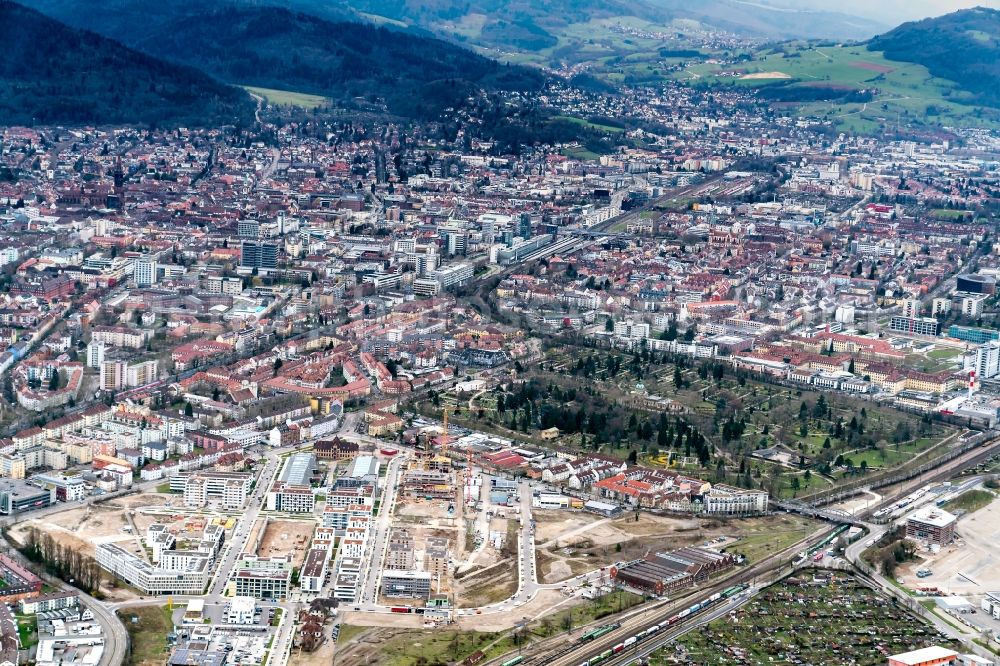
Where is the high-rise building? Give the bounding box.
[975,341,1000,380]
[445,231,467,256]
[86,341,105,369]
[240,241,278,270]
[519,212,532,240]
[956,274,996,295]
[902,298,920,319]
[134,257,157,287]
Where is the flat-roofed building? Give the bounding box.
[906,507,957,546]
[386,529,415,570]
[231,555,292,599]
[300,545,333,593]
[425,537,449,580]
[170,471,252,509]
[381,570,432,599]
[888,646,960,666]
[95,543,208,595]
[267,483,315,513]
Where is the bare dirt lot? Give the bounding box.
[741,71,792,80]
[533,511,703,584]
[899,496,1000,596]
[257,518,315,568]
[532,510,816,584]
[9,493,173,557]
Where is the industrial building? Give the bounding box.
[0,479,54,514]
[887,646,960,666]
[611,547,737,596]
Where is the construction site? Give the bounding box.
[257,518,316,568]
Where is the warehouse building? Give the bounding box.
[611,547,736,596]
[888,646,960,666]
[0,479,54,515]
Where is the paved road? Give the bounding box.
[844,520,996,661]
[208,453,282,597]
[357,453,406,607]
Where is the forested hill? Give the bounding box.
[0,1,254,127]
[17,1,546,119]
[868,7,1000,107]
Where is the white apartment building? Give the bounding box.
[614,320,651,340]
[86,341,105,368]
[134,258,157,287]
[170,472,251,509]
[95,543,208,595]
[975,341,1000,380]
[266,483,315,513]
[225,596,256,624]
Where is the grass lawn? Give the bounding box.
[243,86,328,109]
[727,515,816,562]
[932,209,972,220]
[535,590,645,637]
[561,146,602,161]
[944,489,995,515]
[375,628,521,666]
[552,115,625,133]
[120,605,174,666]
[777,469,830,498]
[155,482,173,494]
[927,347,963,360]
[15,614,37,650]
[336,623,370,644]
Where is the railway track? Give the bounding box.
[488,523,839,666]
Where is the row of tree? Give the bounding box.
[19,526,105,596]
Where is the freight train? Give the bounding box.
[575,585,747,666]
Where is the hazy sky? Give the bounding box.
[819,0,999,23]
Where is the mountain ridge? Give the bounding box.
[868,6,1000,107]
[0,0,254,127]
[16,0,546,119]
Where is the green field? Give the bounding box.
[927,347,963,360]
[677,42,999,131]
[726,514,816,562]
[243,86,328,109]
[120,606,174,666]
[553,115,625,133]
[360,627,521,666]
[944,488,995,515]
[15,614,36,650]
[561,146,601,161]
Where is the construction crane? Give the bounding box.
[441,406,474,505]
[440,406,452,456]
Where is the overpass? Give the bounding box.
[770,498,862,525]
